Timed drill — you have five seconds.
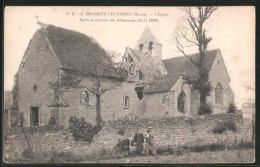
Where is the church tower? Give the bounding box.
[135,27,162,60]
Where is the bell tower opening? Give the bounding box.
[149,42,153,56]
[139,44,144,52]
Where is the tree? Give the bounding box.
[175,7,217,113]
[49,50,126,127]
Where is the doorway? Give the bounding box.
[30,107,39,126]
[177,91,187,113]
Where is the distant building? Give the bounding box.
[242,102,255,119]
[12,23,235,128]
[4,91,13,135]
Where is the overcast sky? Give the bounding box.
[4,6,255,108]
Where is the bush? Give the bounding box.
[187,143,225,152]
[118,128,125,136]
[198,103,213,115]
[69,117,103,142]
[22,148,34,159]
[156,146,174,155]
[212,121,237,134]
[227,103,237,113]
[49,151,83,163]
[231,140,255,150]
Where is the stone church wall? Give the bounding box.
[143,92,174,119]
[208,51,234,114]
[59,79,139,128]
[17,30,60,127]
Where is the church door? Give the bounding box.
[177,91,187,113]
[30,107,39,126]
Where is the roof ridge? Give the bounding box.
[163,49,220,61]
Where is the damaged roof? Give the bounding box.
[145,49,219,93]
[126,47,164,82]
[38,23,125,79]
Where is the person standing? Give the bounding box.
[133,127,144,156]
[144,126,156,156]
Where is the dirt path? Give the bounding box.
[99,149,254,164]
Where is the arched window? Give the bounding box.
[81,91,89,104]
[178,91,186,113]
[215,83,223,105]
[149,42,153,56]
[139,44,144,51]
[124,96,130,108]
[139,70,144,81]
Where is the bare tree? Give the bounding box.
[49,50,126,127]
[175,7,217,113]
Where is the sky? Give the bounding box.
[4,6,255,108]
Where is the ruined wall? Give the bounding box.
[107,113,253,148]
[18,30,59,127]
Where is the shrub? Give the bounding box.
[118,128,125,136]
[227,102,237,113]
[22,148,34,159]
[198,103,213,115]
[212,121,237,134]
[187,143,225,152]
[175,148,185,156]
[49,151,83,163]
[236,140,254,150]
[69,117,103,142]
[156,146,174,155]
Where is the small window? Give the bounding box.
[128,55,133,63]
[178,91,186,113]
[139,70,144,81]
[139,44,144,51]
[124,96,130,108]
[81,91,89,104]
[149,42,153,56]
[149,42,153,49]
[33,85,37,93]
[215,83,223,105]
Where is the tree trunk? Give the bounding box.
[200,93,206,107]
[96,94,102,127]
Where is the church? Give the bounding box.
[12,23,234,128]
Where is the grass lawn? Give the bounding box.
[100,149,255,164]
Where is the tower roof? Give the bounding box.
[137,26,162,45]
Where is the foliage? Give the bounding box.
[227,102,237,113]
[212,121,237,134]
[69,117,103,142]
[198,103,213,115]
[49,151,83,163]
[156,146,174,155]
[21,147,34,159]
[187,142,225,152]
[118,128,125,136]
[176,7,217,108]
